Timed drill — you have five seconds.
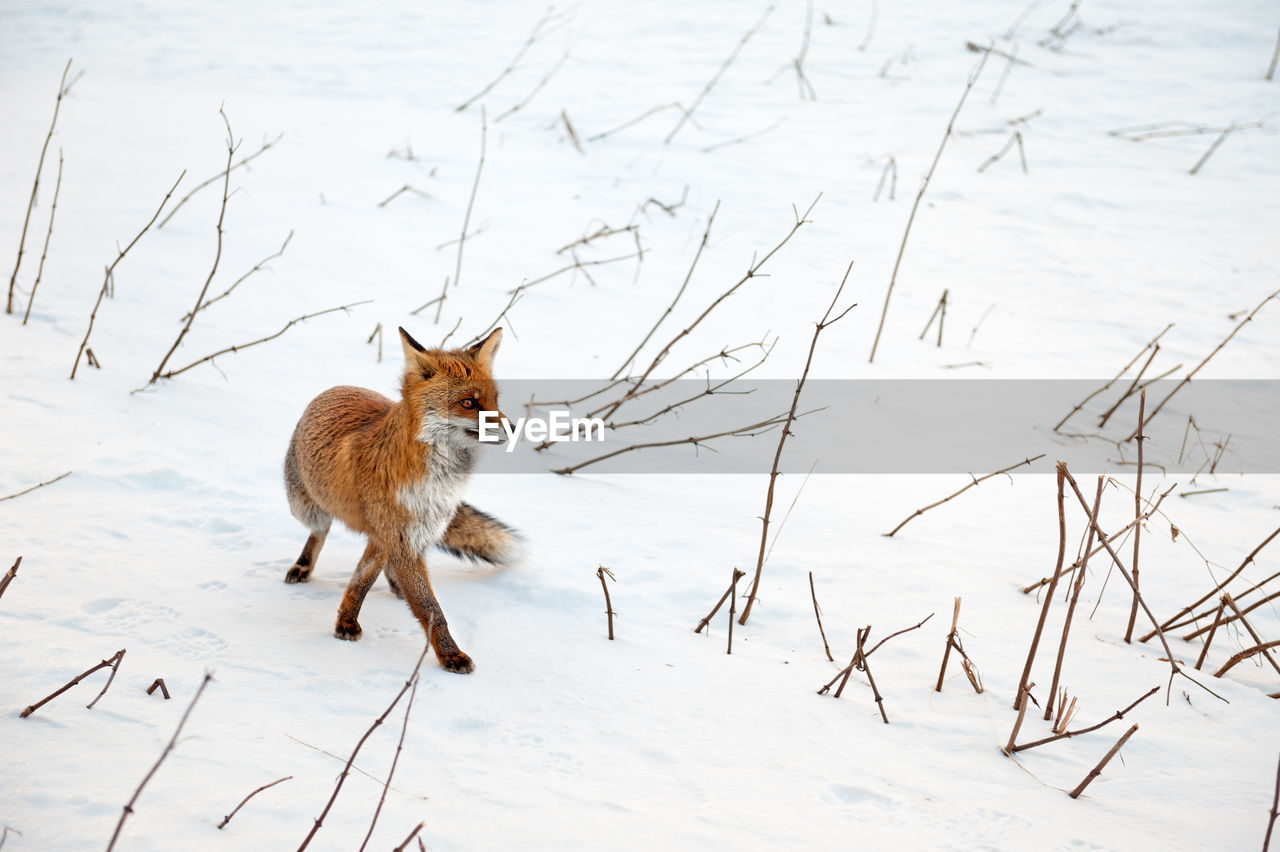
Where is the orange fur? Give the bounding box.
[283,327,518,673]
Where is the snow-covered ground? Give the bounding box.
[3,1,1279,849]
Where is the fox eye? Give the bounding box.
[459,397,478,410]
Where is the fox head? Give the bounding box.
[398,326,508,446]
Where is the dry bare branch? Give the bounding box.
[587,102,685,143]
[1012,686,1158,753]
[738,261,856,624]
[553,409,817,476]
[809,571,834,662]
[455,7,565,112]
[1052,323,1173,431]
[884,454,1045,538]
[377,185,430,208]
[666,5,774,145]
[71,171,186,379]
[22,149,64,324]
[597,566,617,640]
[217,776,292,830]
[1015,470,1066,710]
[440,106,487,323]
[153,300,372,382]
[601,195,820,422]
[1,471,71,503]
[8,60,71,315]
[1045,477,1103,719]
[507,251,640,296]
[869,44,993,363]
[297,644,430,851]
[0,557,20,603]
[1069,723,1140,799]
[157,133,282,229]
[106,673,212,851]
[495,47,570,122]
[182,230,293,321]
[358,667,421,852]
[149,110,236,385]
[609,203,718,381]
[1268,29,1280,81]
[20,649,126,717]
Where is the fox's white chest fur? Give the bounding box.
[398,418,476,556]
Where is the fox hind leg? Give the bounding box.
[284,440,332,583]
[335,541,383,640]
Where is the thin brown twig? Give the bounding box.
[23,149,64,324]
[1124,390,1147,642]
[1264,752,1280,852]
[1144,525,1280,641]
[597,566,616,640]
[153,301,372,381]
[1015,470,1066,710]
[869,44,992,363]
[217,776,293,830]
[359,668,420,851]
[1053,324,1173,432]
[1070,724,1141,798]
[1130,288,1280,441]
[146,678,170,699]
[150,109,236,385]
[0,471,71,502]
[157,134,282,229]
[726,568,740,654]
[1013,686,1158,753]
[297,644,430,851]
[455,7,564,112]
[1022,483,1175,594]
[393,823,426,852]
[599,196,819,421]
[884,454,1045,537]
[440,106,487,323]
[71,171,186,379]
[588,340,767,421]
[587,103,685,143]
[809,571,834,661]
[495,47,570,122]
[1193,596,1228,670]
[1185,589,1280,640]
[105,673,213,851]
[695,569,745,634]
[739,261,856,624]
[20,649,125,717]
[936,597,962,691]
[0,557,20,603]
[1061,465,1226,703]
[8,60,71,315]
[1045,477,1102,720]
[666,5,775,145]
[507,251,641,296]
[1189,124,1239,176]
[86,648,126,710]
[183,230,293,321]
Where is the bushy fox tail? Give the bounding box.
[438,502,524,565]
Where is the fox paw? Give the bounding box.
[285,565,312,584]
[334,619,362,641]
[437,650,475,674]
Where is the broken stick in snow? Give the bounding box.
[1014,468,1066,711]
[0,557,20,603]
[217,776,293,830]
[20,649,126,717]
[1069,724,1140,799]
[809,572,834,662]
[597,566,616,640]
[696,569,745,634]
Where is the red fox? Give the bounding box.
[283,326,520,673]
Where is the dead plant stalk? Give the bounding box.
[738,261,856,625]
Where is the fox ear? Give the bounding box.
[399,326,428,363]
[467,327,502,368]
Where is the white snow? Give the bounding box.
[2,1,1279,849]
